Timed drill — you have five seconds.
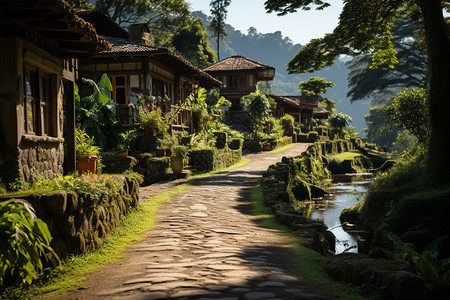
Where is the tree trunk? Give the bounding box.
[217,37,220,61]
[418,0,450,183]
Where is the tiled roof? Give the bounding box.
[92,36,221,88]
[203,56,275,72]
[269,95,320,108]
[94,36,162,56]
[0,0,109,56]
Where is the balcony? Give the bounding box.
[220,86,257,96]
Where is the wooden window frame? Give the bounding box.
[110,75,128,105]
[24,65,52,136]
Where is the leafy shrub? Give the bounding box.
[0,199,58,286]
[75,127,101,159]
[369,146,426,191]
[8,173,131,201]
[280,114,295,136]
[76,74,121,149]
[171,145,188,158]
[384,88,430,144]
[137,107,169,133]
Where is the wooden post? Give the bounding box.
[64,81,76,173]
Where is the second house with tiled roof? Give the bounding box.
[203,55,275,111]
[77,9,221,131]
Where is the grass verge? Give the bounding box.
[249,183,373,300]
[269,142,297,154]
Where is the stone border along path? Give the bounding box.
[63,143,338,300]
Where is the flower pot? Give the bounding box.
[118,149,129,157]
[170,156,184,174]
[262,143,271,151]
[155,148,165,157]
[165,148,172,157]
[76,155,97,174]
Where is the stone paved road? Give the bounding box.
[63,144,338,300]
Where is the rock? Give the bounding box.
[266,274,298,282]
[244,291,276,300]
[43,192,67,215]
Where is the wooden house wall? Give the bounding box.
[0,36,70,182]
[79,59,197,131]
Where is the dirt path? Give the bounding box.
[63,143,338,299]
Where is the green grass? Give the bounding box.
[328,150,364,161]
[268,142,296,154]
[249,183,373,300]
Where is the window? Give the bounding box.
[151,77,172,100]
[110,75,128,104]
[24,66,51,136]
[226,75,248,88]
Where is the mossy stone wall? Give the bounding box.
[0,176,140,259]
[189,146,242,172]
[262,140,360,255]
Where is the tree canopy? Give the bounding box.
[169,17,216,68]
[346,15,428,104]
[297,77,335,96]
[265,0,450,183]
[94,0,190,42]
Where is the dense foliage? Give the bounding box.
[169,17,216,68]
[384,88,430,144]
[75,74,121,149]
[0,200,58,286]
[298,77,335,96]
[264,0,450,182]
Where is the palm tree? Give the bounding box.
[328,113,352,138]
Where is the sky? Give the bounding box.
[188,0,344,45]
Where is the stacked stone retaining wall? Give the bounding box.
[0,176,140,259]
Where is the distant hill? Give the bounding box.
[193,11,370,136]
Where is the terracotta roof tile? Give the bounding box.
[92,36,221,88]
[203,55,275,72]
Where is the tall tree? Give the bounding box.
[94,0,190,43]
[209,0,231,61]
[265,0,450,183]
[169,18,217,68]
[346,16,428,105]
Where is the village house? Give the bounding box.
[76,9,221,131]
[203,55,276,111]
[0,0,109,183]
[203,55,320,129]
[269,95,321,124]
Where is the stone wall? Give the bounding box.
[0,176,140,259]
[18,136,65,181]
[189,146,242,172]
[261,139,361,255]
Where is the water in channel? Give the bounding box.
[310,179,372,254]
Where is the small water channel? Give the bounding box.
[310,178,372,254]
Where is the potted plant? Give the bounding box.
[138,107,168,135]
[75,127,101,174]
[170,145,188,174]
[117,129,136,157]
